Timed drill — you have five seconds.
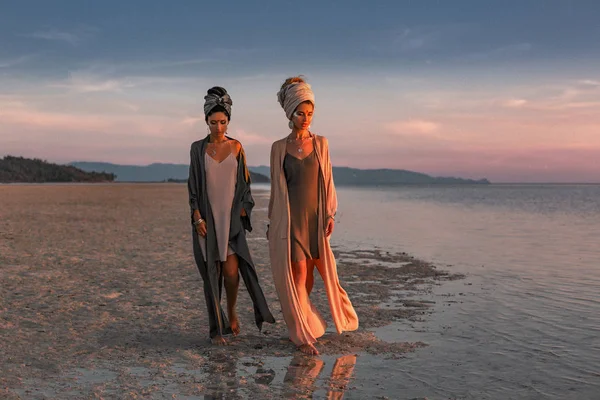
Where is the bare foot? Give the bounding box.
[230,317,241,336]
[298,343,319,355]
[211,336,227,346]
[227,307,241,336]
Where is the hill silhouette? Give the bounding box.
[71,162,490,185]
[70,162,270,183]
[249,165,490,185]
[1,156,116,183]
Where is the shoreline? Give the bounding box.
[0,183,463,398]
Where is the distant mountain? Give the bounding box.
[70,162,270,183]
[1,156,115,183]
[249,165,490,185]
[70,161,489,185]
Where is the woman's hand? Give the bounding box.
[195,220,207,237]
[193,210,207,237]
[241,208,247,217]
[194,218,207,237]
[325,218,335,237]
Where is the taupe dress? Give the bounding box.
[284,150,320,262]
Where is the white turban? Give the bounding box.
[277,81,315,120]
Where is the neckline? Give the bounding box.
[206,151,234,164]
[285,149,315,160]
[287,132,314,142]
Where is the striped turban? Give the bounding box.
[204,91,233,118]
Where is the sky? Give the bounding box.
[1,0,600,183]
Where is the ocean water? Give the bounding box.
[327,184,600,399]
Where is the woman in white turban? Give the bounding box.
[268,77,358,355]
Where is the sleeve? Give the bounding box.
[240,145,255,232]
[268,142,276,221]
[323,137,338,220]
[187,143,200,224]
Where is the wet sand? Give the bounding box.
[0,184,462,399]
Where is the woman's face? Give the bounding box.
[291,102,314,130]
[207,112,229,136]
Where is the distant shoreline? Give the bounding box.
[69,161,490,185]
[2,181,599,187]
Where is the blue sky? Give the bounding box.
[2,0,600,182]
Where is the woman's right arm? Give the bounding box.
[188,143,206,235]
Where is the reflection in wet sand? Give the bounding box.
[327,355,357,399]
[283,354,357,399]
[283,355,324,397]
[203,352,238,399]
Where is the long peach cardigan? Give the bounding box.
[268,134,359,345]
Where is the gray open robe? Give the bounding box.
[187,135,275,339]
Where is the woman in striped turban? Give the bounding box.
[188,86,275,345]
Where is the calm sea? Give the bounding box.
[324,184,599,399]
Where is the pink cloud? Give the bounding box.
[233,129,273,145]
[0,106,178,137]
[0,104,197,164]
[3,73,600,183]
[0,104,275,166]
[503,98,527,108]
[384,119,440,135]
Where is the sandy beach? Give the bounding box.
[0,183,462,399]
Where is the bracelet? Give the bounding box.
[193,218,204,226]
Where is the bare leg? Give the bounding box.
[292,259,320,355]
[305,258,316,296]
[313,258,326,284]
[223,254,240,335]
[291,259,309,316]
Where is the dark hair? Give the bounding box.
[205,105,229,122]
[205,86,231,122]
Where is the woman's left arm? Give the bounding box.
[323,137,337,237]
